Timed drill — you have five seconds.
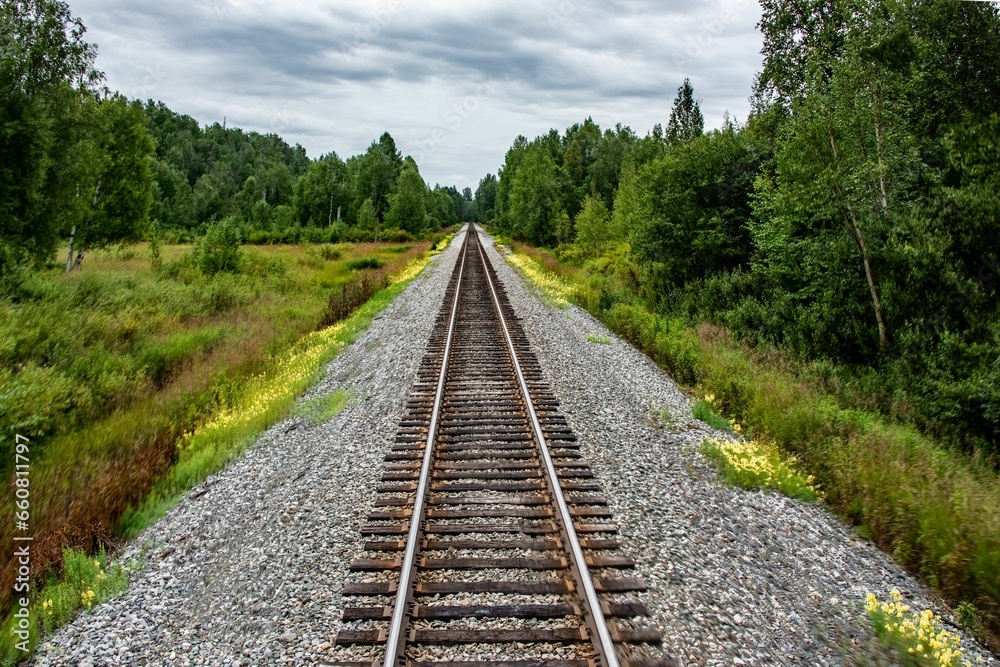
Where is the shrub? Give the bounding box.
[241,249,287,278]
[347,257,384,271]
[318,272,390,328]
[692,397,731,430]
[381,228,416,242]
[700,436,823,502]
[198,218,242,275]
[318,245,341,261]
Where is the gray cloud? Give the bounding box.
[71,0,763,189]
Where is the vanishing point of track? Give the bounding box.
[334,226,674,667]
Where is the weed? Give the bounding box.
[506,252,573,308]
[866,591,972,667]
[347,257,383,271]
[651,406,679,430]
[318,245,341,261]
[383,245,412,255]
[586,334,611,344]
[700,437,824,502]
[318,272,390,329]
[955,602,983,642]
[692,397,732,431]
[294,389,353,426]
[0,548,138,662]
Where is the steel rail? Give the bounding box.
[475,226,621,667]
[382,225,472,667]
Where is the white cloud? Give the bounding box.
[70,0,764,190]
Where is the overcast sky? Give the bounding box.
[69,0,765,191]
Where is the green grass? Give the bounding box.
[691,399,732,431]
[502,243,1000,648]
[293,389,353,426]
[0,237,441,662]
[347,257,384,271]
[116,253,433,539]
[1,548,139,665]
[586,334,611,344]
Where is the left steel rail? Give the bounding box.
[381,225,472,667]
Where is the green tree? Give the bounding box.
[198,217,242,275]
[427,188,458,229]
[666,78,704,145]
[0,0,102,270]
[356,198,378,239]
[590,124,637,205]
[475,173,497,222]
[386,162,427,236]
[66,96,155,270]
[354,139,399,219]
[610,160,641,241]
[505,146,562,246]
[554,210,574,247]
[293,152,349,227]
[633,127,760,293]
[752,0,848,111]
[573,195,612,257]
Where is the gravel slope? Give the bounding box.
[30,227,470,667]
[30,224,997,667]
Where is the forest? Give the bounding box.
[486,0,1000,459]
[0,0,472,290]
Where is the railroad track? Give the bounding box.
[334,226,675,667]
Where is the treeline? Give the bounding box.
[0,0,473,285]
[144,104,475,244]
[487,0,1000,456]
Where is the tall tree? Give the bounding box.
[475,173,497,222]
[634,127,759,293]
[666,78,704,144]
[355,139,399,219]
[357,197,379,240]
[293,152,349,227]
[752,0,849,111]
[66,95,155,270]
[385,161,427,236]
[0,0,103,270]
[573,194,612,258]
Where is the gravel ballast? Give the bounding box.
[30,224,997,666]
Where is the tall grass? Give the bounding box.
[0,239,440,661]
[502,245,1000,649]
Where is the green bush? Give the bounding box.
[241,249,287,278]
[318,245,342,261]
[198,218,242,275]
[381,228,416,243]
[347,257,384,271]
